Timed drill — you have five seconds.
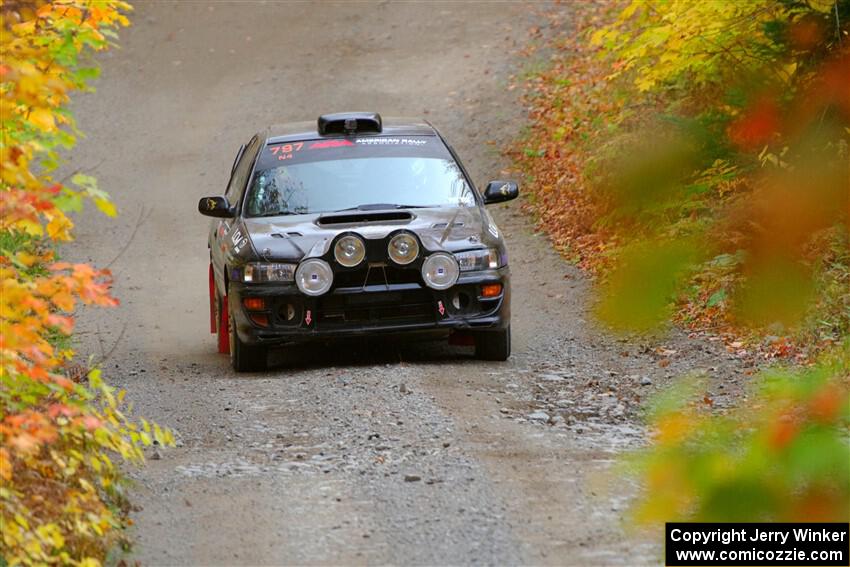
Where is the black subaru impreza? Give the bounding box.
[199,113,518,371]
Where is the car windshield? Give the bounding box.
[244,137,475,217]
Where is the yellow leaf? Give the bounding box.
[620,0,641,20]
[590,28,608,45]
[45,525,65,550]
[14,514,29,530]
[15,251,39,267]
[30,108,56,131]
[636,75,656,92]
[17,218,44,237]
[46,213,74,240]
[12,20,36,35]
[0,449,11,481]
[808,0,835,11]
[94,197,117,217]
[88,368,103,389]
[783,61,797,82]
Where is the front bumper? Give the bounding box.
[228,267,510,345]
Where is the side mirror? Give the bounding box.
[483,180,519,205]
[198,196,234,218]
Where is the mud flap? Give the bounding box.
[209,264,217,334]
[217,295,230,354]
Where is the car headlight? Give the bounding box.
[388,233,419,265]
[454,248,501,272]
[421,252,459,290]
[334,235,366,267]
[295,259,333,296]
[242,263,296,283]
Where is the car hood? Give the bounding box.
[243,206,497,263]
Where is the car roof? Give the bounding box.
[263,116,438,145]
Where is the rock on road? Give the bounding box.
[65,1,740,565]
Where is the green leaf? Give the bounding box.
[706,289,727,307]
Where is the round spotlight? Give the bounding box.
[388,233,419,265]
[334,235,366,267]
[295,259,333,296]
[421,253,459,290]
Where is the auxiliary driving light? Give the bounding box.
[295,259,333,296]
[388,233,419,265]
[334,235,366,267]
[421,253,459,290]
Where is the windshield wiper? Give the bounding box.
[254,211,297,218]
[333,203,433,212]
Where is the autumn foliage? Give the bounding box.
[1,2,171,564]
[515,0,849,352]
[513,0,850,526]
[632,342,849,524]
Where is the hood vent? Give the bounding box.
[317,211,412,226]
[271,232,302,238]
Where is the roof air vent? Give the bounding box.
[318,112,382,136]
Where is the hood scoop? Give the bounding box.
[317,211,413,226]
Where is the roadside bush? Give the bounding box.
[596,0,850,526]
[1,2,172,564]
[632,341,849,523]
[512,0,850,527]
[514,0,850,353]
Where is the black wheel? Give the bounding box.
[474,325,511,361]
[228,304,267,372]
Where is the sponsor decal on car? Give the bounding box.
[309,139,355,149]
[355,138,428,146]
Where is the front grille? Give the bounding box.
[334,264,421,289]
[317,288,434,328]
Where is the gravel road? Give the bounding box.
[66,2,747,565]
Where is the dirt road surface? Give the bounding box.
[67,2,744,565]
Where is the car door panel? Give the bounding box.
[210,135,261,296]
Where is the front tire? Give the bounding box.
[474,325,511,361]
[228,302,267,372]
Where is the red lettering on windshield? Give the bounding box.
[309,139,355,149]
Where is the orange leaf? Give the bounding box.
[50,291,75,311]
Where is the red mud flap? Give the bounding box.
[209,264,217,334]
[217,295,230,355]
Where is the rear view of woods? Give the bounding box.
[1,2,171,564]
[515,0,849,523]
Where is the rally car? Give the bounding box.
[199,112,518,371]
